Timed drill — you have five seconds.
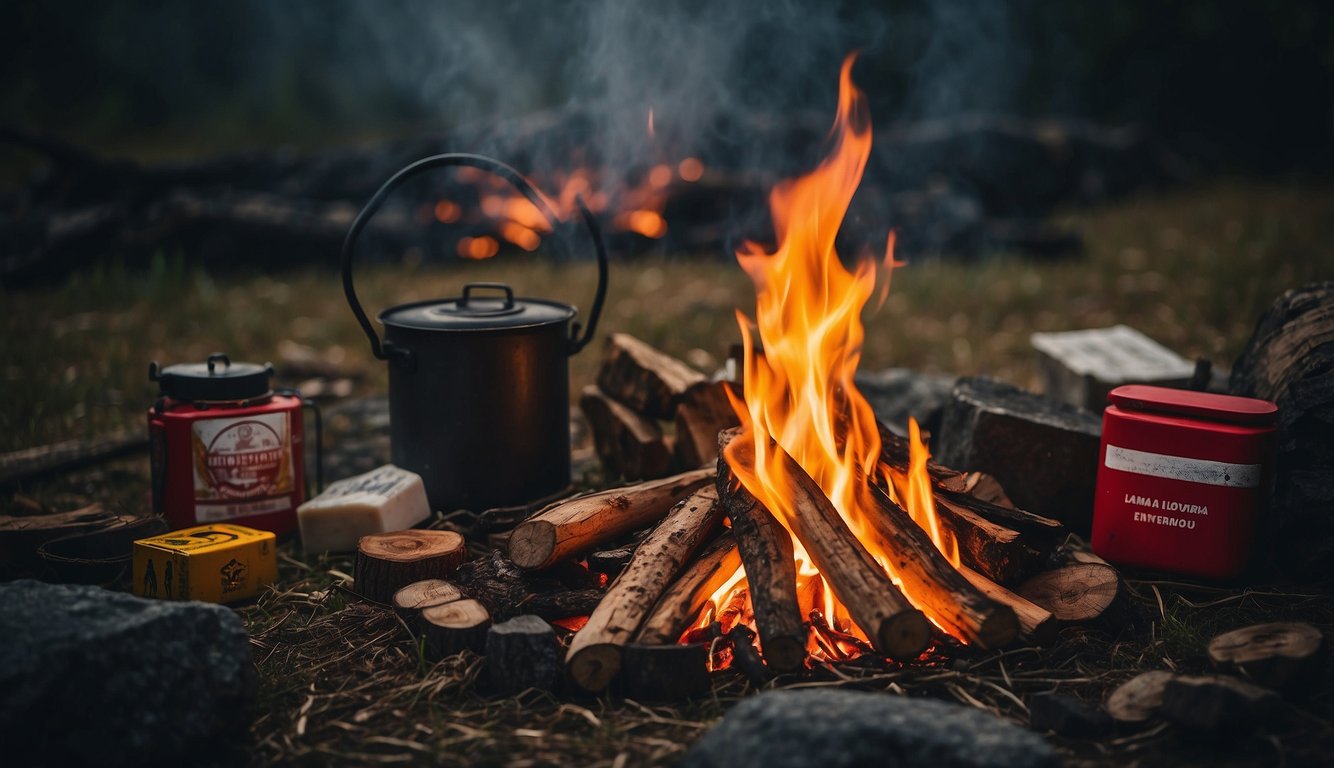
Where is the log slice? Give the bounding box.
[353,530,466,605]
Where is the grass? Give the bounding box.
[4,179,1334,764]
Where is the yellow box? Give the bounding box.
[133,523,277,604]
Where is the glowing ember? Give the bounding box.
[700,53,963,660]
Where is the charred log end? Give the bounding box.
[568,642,623,692]
[508,520,557,570]
[877,610,933,661]
[761,636,807,674]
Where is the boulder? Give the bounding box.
[0,580,254,767]
[681,689,1058,768]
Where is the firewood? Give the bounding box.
[1017,563,1123,624]
[586,548,635,580]
[1105,670,1175,723]
[675,381,741,468]
[1206,622,1323,691]
[715,431,806,673]
[862,485,1019,650]
[421,598,491,658]
[622,642,712,700]
[1161,674,1281,733]
[508,468,713,570]
[566,486,722,691]
[934,496,1045,585]
[579,385,674,480]
[353,530,466,604]
[392,579,463,617]
[959,565,1056,644]
[637,532,741,645]
[727,625,775,687]
[485,615,563,694]
[521,588,603,620]
[724,433,932,661]
[0,431,147,488]
[596,333,707,419]
[961,472,1014,509]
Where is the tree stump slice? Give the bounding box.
[1105,670,1175,723]
[1017,563,1123,624]
[485,615,562,694]
[392,579,463,618]
[422,598,491,658]
[354,530,466,605]
[1207,621,1323,690]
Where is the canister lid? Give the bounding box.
[1108,385,1277,426]
[150,353,274,402]
[379,282,575,332]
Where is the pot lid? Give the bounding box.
[380,282,575,332]
[1108,384,1277,426]
[151,353,274,401]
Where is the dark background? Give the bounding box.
[3,1,1331,174]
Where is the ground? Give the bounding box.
[3,180,1334,766]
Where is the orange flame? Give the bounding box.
[700,54,963,655]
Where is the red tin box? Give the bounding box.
[1091,385,1277,580]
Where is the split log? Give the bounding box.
[863,485,1019,649]
[1017,563,1124,624]
[934,496,1045,585]
[960,565,1056,644]
[421,598,491,658]
[596,333,706,419]
[715,430,805,672]
[622,642,712,700]
[637,532,741,645]
[960,472,1015,509]
[724,433,932,661]
[1206,622,1323,691]
[579,385,674,481]
[675,381,741,468]
[566,486,723,691]
[353,530,466,604]
[508,467,713,570]
[1105,670,1175,723]
[1161,675,1281,733]
[392,579,463,617]
[0,431,148,488]
[485,615,563,694]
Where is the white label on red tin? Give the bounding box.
[191,413,294,521]
[1104,445,1260,488]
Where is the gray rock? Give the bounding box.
[0,580,253,767]
[681,689,1059,768]
[857,367,958,437]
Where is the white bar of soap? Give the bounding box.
[297,464,431,553]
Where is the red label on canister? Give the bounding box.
[1091,385,1276,580]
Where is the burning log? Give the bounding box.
[726,435,932,661]
[421,598,491,658]
[959,566,1056,644]
[596,333,707,419]
[727,625,775,687]
[714,431,806,673]
[636,532,741,645]
[934,497,1046,584]
[1016,563,1124,624]
[566,486,722,692]
[508,467,713,570]
[579,385,674,480]
[862,486,1019,650]
[353,530,466,605]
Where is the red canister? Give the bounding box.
[1091,385,1277,580]
[148,354,306,536]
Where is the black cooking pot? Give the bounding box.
[342,153,607,513]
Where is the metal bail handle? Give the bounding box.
[341,153,609,362]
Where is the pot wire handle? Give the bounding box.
[340,153,608,361]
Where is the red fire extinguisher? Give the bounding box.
[148,353,321,536]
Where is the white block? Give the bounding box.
[297,464,431,553]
